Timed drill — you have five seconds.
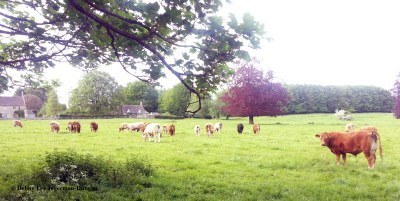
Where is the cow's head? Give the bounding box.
[315,132,331,146]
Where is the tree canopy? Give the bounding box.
[286,85,394,114]
[123,81,158,112]
[68,70,123,115]
[40,89,66,117]
[0,0,264,112]
[158,83,190,116]
[393,73,400,118]
[221,62,290,124]
[23,94,43,115]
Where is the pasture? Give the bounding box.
[0,113,400,200]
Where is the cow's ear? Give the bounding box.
[315,134,320,138]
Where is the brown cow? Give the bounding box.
[119,123,128,132]
[66,122,72,132]
[315,130,383,169]
[205,123,214,137]
[68,121,81,133]
[140,123,149,133]
[253,124,260,134]
[166,124,175,136]
[13,120,23,128]
[50,121,60,133]
[90,122,98,132]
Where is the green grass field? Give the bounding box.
[1,113,400,200]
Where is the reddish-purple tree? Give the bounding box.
[24,94,43,116]
[221,62,290,124]
[393,73,400,118]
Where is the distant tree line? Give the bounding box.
[285,85,394,114]
[11,70,396,118]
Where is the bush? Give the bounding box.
[154,115,185,119]
[3,150,154,200]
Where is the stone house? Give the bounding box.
[120,102,149,118]
[0,96,26,118]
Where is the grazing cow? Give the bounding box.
[142,123,162,143]
[127,122,145,132]
[214,122,222,132]
[13,120,23,128]
[68,121,81,133]
[50,121,60,133]
[194,125,201,136]
[119,123,129,132]
[237,123,244,134]
[345,123,355,132]
[315,130,383,169]
[205,123,214,137]
[166,124,175,136]
[90,122,98,132]
[253,124,260,134]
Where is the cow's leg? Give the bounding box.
[335,154,341,165]
[342,154,347,165]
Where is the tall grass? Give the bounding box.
[0,113,400,200]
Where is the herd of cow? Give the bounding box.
[12,119,383,169]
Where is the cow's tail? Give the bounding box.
[374,131,383,163]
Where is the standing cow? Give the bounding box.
[253,124,260,134]
[90,122,99,132]
[142,123,162,143]
[315,130,383,169]
[205,123,214,137]
[237,123,244,134]
[214,122,222,132]
[194,125,201,136]
[344,123,355,132]
[166,124,176,136]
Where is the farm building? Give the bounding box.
[0,96,25,118]
[120,102,149,118]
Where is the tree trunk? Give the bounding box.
[249,116,254,124]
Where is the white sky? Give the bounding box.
[227,0,400,88]
[3,0,400,104]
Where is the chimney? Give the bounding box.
[21,90,27,107]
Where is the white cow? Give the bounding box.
[345,123,355,132]
[142,123,162,143]
[214,122,222,132]
[127,122,145,132]
[194,125,201,136]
